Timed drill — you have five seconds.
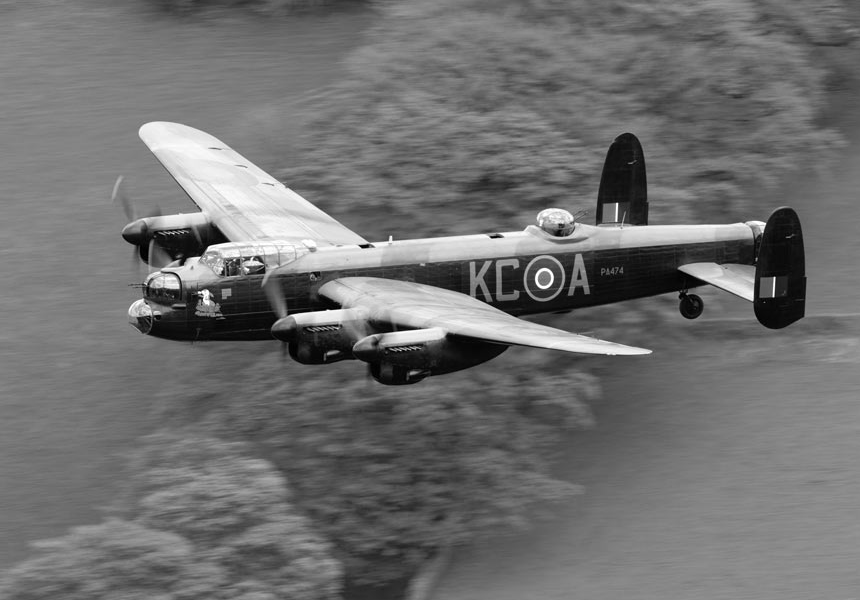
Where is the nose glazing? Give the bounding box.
[128,299,154,334]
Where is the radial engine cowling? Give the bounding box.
[122,212,224,265]
[271,309,370,365]
[352,328,507,385]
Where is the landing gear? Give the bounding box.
[679,292,704,320]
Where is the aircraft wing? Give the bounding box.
[678,262,755,302]
[319,277,651,356]
[138,121,368,246]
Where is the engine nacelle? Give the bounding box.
[368,362,431,386]
[352,328,507,384]
[122,212,225,265]
[271,309,369,365]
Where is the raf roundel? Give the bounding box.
[523,255,566,302]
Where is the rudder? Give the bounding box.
[596,133,648,226]
[754,207,806,329]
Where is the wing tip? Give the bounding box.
[612,347,652,356]
[597,343,652,356]
[552,339,652,356]
[139,120,173,137]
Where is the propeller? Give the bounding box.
[262,269,289,320]
[148,237,173,269]
[113,175,169,271]
[112,175,135,221]
[262,269,291,357]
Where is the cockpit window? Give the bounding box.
[145,272,182,304]
[200,251,225,276]
[200,242,300,277]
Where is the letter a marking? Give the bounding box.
[568,253,591,296]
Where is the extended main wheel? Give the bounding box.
[679,293,704,320]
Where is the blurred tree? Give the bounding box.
[148,0,366,16]
[182,365,598,587]
[0,519,225,600]
[289,94,599,235]
[751,0,857,46]
[121,432,344,600]
[282,0,846,232]
[0,434,343,600]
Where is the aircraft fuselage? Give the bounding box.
[130,221,757,342]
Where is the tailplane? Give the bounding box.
[754,207,806,329]
[596,133,648,226]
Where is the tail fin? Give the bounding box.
[596,133,648,226]
[754,207,806,329]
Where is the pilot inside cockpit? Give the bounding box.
[224,258,243,277]
[242,256,265,275]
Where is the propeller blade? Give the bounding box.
[341,314,369,345]
[262,272,290,360]
[112,175,135,220]
[133,246,143,273]
[262,271,289,319]
[148,237,173,270]
[113,174,162,221]
[190,221,203,247]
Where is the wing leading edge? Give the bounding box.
[319,277,651,356]
[138,121,368,246]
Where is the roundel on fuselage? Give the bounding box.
[523,255,566,302]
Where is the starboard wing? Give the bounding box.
[678,263,755,302]
[138,121,368,246]
[319,277,651,356]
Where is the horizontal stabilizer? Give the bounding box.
[596,133,648,226]
[678,263,755,302]
[754,207,805,329]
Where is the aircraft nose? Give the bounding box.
[128,299,153,334]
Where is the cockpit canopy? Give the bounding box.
[199,241,304,277]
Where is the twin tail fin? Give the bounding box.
[754,207,806,329]
[596,133,649,226]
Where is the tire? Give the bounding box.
[679,294,704,319]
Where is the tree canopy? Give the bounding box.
[1,433,343,600]
[0,519,224,600]
[283,0,849,234]
[181,365,598,586]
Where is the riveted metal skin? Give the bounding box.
[132,221,757,342]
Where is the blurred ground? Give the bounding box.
[0,0,373,565]
[432,316,860,600]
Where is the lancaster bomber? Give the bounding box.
[123,123,805,384]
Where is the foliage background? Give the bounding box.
[281,0,849,237]
[1,0,855,599]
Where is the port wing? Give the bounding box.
[138,121,368,246]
